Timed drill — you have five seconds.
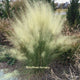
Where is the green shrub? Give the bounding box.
[51,0,56,11]
[67,0,80,27]
[10,1,75,73]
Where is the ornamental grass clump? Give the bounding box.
[10,1,73,71]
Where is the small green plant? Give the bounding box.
[0,54,17,65]
[0,45,17,65]
[10,1,74,73]
[5,54,17,65]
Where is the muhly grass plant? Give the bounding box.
[10,1,74,72]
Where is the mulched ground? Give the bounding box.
[0,60,80,80]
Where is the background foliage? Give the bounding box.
[67,0,80,27]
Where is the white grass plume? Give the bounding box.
[10,1,73,67]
